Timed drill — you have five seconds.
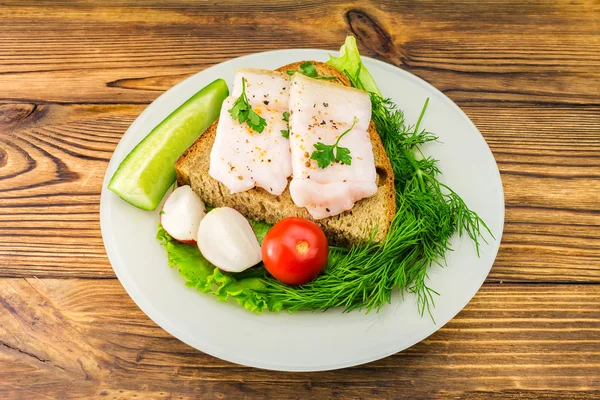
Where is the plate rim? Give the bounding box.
[100,48,505,372]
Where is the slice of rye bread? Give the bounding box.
[175,61,396,247]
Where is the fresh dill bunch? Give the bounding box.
[372,93,492,314]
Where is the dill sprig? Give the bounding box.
[262,93,492,317]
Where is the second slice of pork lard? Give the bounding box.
[288,73,377,219]
[209,69,292,196]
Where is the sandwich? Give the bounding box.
[175,61,395,247]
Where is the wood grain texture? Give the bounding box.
[0,278,599,399]
[0,0,599,398]
[0,1,598,105]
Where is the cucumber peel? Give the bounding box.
[109,79,228,210]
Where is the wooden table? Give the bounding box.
[1,1,598,398]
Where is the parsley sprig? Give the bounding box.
[310,117,358,168]
[287,61,336,81]
[280,111,290,138]
[228,77,267,133]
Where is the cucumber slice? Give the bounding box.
[109,79,228,210]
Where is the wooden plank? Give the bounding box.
[0,1,598,105]
[465,105,600,283]
[1,103,598,281]
[0,104,139,278]
[0,278,598,399]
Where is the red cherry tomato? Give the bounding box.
[261,217,329,285]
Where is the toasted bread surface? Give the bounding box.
[175,61,395,246]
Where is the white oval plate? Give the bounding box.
[100,49,504,372]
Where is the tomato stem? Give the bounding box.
[296,240,309,255]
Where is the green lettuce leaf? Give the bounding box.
[326,35,381,96]
[248,219,271,245]
[157,224,282,313]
